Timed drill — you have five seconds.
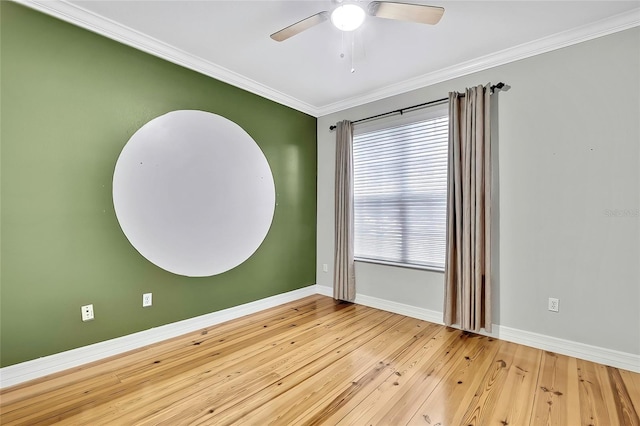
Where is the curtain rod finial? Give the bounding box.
[492,82,509,93]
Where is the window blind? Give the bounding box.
[353,114,448,270]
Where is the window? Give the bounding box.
[353,106,448,271]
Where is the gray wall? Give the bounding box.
[316,27,640,355]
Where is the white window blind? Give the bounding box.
[353,110,448,270]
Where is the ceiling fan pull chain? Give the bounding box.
[351,32,356,73]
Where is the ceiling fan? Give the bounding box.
[270,1,445,42]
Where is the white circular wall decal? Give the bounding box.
[113,110,275,277]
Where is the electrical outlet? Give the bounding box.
[322,263,328,273]
[548,298,559,312]
[143,293,152,307]
[81,304,94,321]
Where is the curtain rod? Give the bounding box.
[329,82,506,131]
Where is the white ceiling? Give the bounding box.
[22,1,640,116]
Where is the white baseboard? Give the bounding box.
[316,284,444,324]
[2,284,637,389]
[0,285,317,389]
[315,284,332,297]
[483,325,640,373]
[355,293,445,325]
[316,284,639,373]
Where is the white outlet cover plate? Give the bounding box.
[81,304,94,321]
[143,293,152,307]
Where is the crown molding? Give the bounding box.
[14,1,640,118]
[14,0,319,116]
[315,7,640,116]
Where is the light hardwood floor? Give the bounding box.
[1,295,638,425]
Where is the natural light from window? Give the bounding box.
[353,111,448,271]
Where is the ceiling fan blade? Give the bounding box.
[270,11,330,42]
[368,1,444,25]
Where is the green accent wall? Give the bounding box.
[0,2,317,367]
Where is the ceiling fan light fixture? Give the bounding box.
[331,4,366,31]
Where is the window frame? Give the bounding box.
[352,103,449,273]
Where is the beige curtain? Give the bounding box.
[444,85,492,332]
[334,120,356,302]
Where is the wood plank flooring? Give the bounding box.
[1,295,638,425]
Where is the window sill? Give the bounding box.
[354,257,444,273]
